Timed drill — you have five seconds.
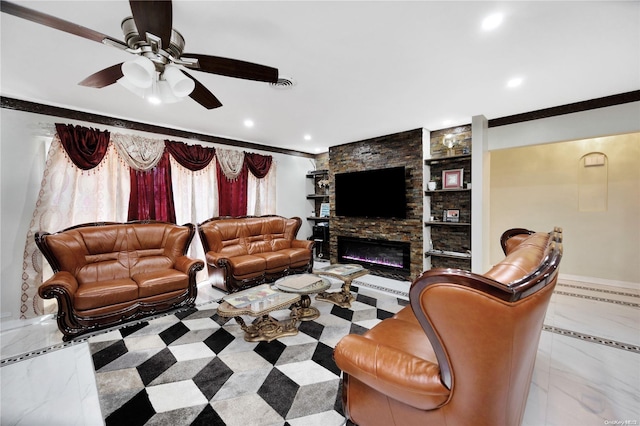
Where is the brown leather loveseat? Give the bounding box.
[36,221,204,341]
[334,227,563,426]
[198,215,314,293]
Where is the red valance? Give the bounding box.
[245,152,272,178]
[55,123,110,170]
[165,140,215,171]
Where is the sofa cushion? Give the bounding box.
[254,252,290,270]
[228,254,267,276]
[128,252,174,277]
[134,269,189,298]
[74,279,139,311]
[279,247,313,267]
[336,318,448,411]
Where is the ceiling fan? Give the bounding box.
[0,0,279,109]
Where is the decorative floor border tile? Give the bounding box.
[557,282,640,298]
[353,280,409,299]
[542,325,640,354]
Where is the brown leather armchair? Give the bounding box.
[334,228,563,426]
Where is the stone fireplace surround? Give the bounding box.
[326,128,424,281]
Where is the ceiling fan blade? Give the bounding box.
[129,0,172,50]
[78,63,125,88]
[0,0,127,49]
[181,53,279,83]
[182,70,222,110]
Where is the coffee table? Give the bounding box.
[273,274,331,321]
[217,284,301,342]
[314,264,369,308]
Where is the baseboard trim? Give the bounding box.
[559,273,639,291]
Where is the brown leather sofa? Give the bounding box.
[36,221,204,341]
[198,215,314,293]
[334,227,563,426]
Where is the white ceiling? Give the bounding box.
[1,1,639,154]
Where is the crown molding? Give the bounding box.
[0,96,316,159]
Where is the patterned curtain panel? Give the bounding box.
[55,123,110,170]
[128,151,176,223]
[169,154,218,283]
[21,133,129,318]
[247,161,277,216]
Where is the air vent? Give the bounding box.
[270,77,296,89]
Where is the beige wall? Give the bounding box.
[489,132,640,285]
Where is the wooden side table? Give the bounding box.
[217,284,301,342]
[314,264,369,308]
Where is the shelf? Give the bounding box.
[307,216,330,221]
[307,194,329,199]
[306,169,329,178]
[425,250,472,260]
[424,154,471,165]
[425,221,471,226]
[425,188,471,195]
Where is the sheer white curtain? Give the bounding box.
[21,136,130,318]
[247,161,277,215]
[170,155,218,283]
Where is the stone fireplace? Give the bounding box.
[328,128,424,281]
[337,236,411,280]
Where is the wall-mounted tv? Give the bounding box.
[335,166,407,219]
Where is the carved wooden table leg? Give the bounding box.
[235,314,298,343]
[315,280,355,308]
[290,294,321,321]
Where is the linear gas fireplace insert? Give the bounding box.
[337,236,410,280]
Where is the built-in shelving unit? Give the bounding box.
[425,153,472,268]
[306,169,330,259]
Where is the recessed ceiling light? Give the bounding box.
[507,77,524,88]
[482,13,504,31]
[304,134,312,141]
[244,119,254,128]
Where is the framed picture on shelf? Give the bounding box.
[442,168,464,189]
[319,203,330,217]
[443,209,460,223]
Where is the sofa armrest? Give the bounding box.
[291,239,313,250]
[334,334,449,410]
[174,255,205,275]
[38,271,79,299]
[205,252,232,268]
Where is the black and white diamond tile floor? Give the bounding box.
[90,285,409,426]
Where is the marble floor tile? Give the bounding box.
[1,343,103,426]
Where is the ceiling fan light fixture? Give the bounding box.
[156,80,182,104]
[163,65,195,98]
[122,56,155,88]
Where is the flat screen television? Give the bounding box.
[335,166,407,219]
